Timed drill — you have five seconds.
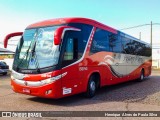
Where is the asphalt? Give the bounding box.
[0,70,160,120]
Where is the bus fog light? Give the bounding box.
[45,90,52,95]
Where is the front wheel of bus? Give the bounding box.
[85,75,96,98]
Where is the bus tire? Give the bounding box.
[85,75,96,98]
[138,70,145,82]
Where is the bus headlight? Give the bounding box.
[11,70,25,80]
[40,74,62,84]
[11,72,67,87]
[11,75,15,80]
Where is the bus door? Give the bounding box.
[60,31,83,96]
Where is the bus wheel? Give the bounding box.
[85,75,96,98]
[138,70,145,82]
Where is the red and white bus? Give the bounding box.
[4,18,152,98]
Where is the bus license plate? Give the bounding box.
[22,88,30,93]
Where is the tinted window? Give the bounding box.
[144,44,151,57]
[61,23,92,67]
[122,37,132,54]
[109,33,122,53]
[137,43,145,55]
[132,42,151,56]
[121,35,151,57]
[90,28,110,53]
[91,30,151,57]
[130,40,139,55]
[63,38,74,60]
[68,23,92,57]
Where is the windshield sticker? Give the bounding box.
[29,58,35,66]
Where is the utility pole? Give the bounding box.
[151,21,152,49]
[150,21,153,69]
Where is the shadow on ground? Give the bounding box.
[28,75,160,106]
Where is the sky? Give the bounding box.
[0,0,160,51]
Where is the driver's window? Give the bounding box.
[62,33,78,67]
[64,38,74,60]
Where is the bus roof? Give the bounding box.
[27,17,117,34]
[27,17,150,46]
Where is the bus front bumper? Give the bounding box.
[11,79,62,99]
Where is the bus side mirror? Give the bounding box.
[54,26,81,45]
[4,32,23,48]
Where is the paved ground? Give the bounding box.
[0,70,160,120]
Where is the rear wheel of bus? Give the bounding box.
[138,69,145,82]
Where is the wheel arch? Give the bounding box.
[141,68,145,76]
[85,71,101,92]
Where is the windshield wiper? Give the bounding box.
[30,41,41,73]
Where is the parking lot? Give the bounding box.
[0,70,160,120]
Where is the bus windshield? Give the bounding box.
[14,26,60,69]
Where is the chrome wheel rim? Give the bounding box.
[141,73,144,80]
[90,81,96,92]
